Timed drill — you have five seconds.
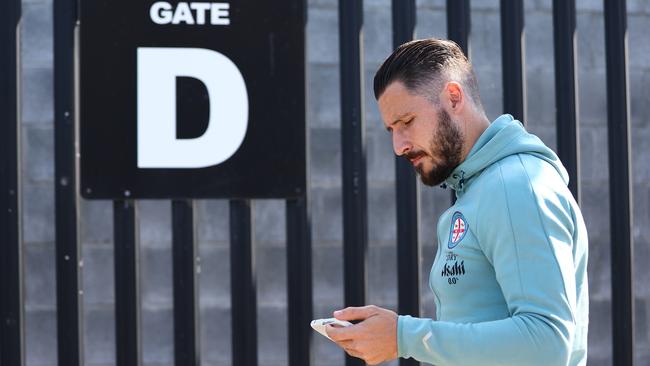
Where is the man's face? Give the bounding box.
[378,81,464,186]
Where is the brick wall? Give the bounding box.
[19,0,650,365]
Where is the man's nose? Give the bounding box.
[393,134,411,156]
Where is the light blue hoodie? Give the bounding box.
[398,115,589,366]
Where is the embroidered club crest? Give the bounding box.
[448,211,467,249]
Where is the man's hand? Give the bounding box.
[325,305,398,365]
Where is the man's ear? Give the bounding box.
[444,82,463,112]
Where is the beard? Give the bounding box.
[415,109,464,186]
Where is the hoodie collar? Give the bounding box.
[444,114,567,194]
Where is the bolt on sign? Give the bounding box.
[80,1,306,199]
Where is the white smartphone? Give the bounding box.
[310,318,354,340]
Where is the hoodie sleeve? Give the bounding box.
[397,156,577,366]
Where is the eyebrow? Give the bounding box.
[386,112,413,131]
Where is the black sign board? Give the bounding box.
[80,1,306,199]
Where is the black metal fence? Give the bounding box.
[0,0,635,365]
[1,0,24,364]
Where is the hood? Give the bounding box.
[444,114,569,193]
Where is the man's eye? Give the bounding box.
[404,118,414,125]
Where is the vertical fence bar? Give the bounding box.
[54,0,84,364]
[114,200,142,366]
[447,0,471,57]
[603,0,634,364]
[172,200,200,366]
[288,2,311,363]
[552,0,581,203]
[286,198,313,366]
[447,0,471,205]
[229,200,257,366]
[391,3,421,366]
[339,1,368,365]
[392,0,416,46]
[500,0,526,124]
[0,0,24,364]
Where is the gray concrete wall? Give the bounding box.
[19,0,650,365]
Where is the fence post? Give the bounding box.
[339,1,368,365]
[390,4,422,366]
[500,0,526,124]
[446,0,471,204]
[0,0,24,364]
[230,200,258,366]
[54,0,84,364]
[552,0,581,203]
[287,198,313,366]
[172,200,200,366]
[604,0,635,364]
[114,200,142,366]
[447,0,471,57]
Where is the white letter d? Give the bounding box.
[137,47,248,168]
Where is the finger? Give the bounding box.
[330,339,354,353]
[333,305,379,322]
[343,346,363,360]
[325,324,356,342]
[336,339,354,347]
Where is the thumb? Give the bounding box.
[333,305,378,321]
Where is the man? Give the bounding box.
[326,38,589,366]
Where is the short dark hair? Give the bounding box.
[373,38,481,107]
